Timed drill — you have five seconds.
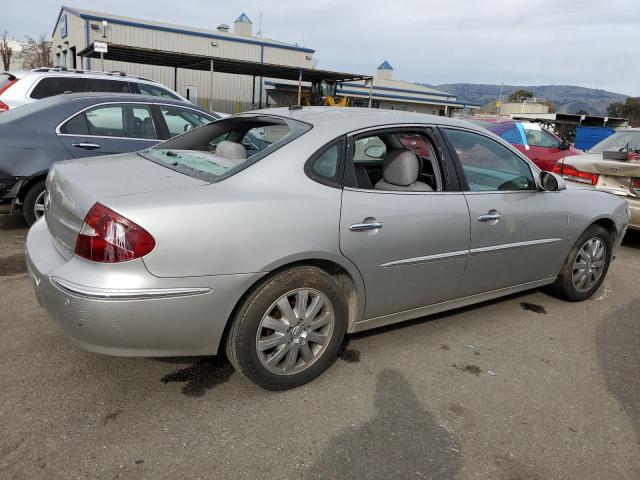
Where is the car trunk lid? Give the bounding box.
[45,153,208,259]
[563,153,640,197]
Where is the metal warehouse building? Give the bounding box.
[51,6,316,112]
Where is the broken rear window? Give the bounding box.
[139,115,311,183]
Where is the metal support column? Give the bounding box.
[252,75,256,108]
[209,59,214,112]
[174,67,178,91]
[367,79,373,108]
[297,69,303,106]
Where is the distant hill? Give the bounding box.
[429,83,628,116]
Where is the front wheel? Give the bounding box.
[548,224,612,301]
[225,266,347,390]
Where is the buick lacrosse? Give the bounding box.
[26,107,629,390]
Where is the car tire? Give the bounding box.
[22,181,46,227]
[548,224,613,302]
[225,266,347,390]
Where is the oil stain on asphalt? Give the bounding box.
[0,254,27,276]
[306,368,461,479]
[161,357,234,397]
[520,302,547,314]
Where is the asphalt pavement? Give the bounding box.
[1,214,639,480]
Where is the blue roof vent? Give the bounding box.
[235,13,252,24]
[377,60,394,70]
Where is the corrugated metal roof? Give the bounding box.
[56,6,314,53]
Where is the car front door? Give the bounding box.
[442,127,568,297]
[57,103,160,158]
[339,127,471,321]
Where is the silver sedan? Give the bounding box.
[26,107,629,390]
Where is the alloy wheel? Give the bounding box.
[255,288,335,375]
[572,237,606,293]
[33,190,47,220]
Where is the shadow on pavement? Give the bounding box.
[596,298,640,442]
[0,214,27,230]
[621,229,640,250]
[306,368,461,480]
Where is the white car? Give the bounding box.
[0,68,187,112]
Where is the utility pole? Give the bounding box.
[497,82,504,117]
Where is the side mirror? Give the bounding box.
[539,171,566,191]
[559,139,570,150]
[364,145,385,159]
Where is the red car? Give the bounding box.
[469,118,582,171]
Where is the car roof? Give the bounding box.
[53,92,211,112]
[244,106,484,133]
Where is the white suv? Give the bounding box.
[0,68,188,112]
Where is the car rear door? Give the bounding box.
[441,127,567,296]
[57,102,160,158]
[339,126,471,321]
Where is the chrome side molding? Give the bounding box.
[51,277,212,300]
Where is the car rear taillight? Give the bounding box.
[551,162,563,174]
[0,101,9,112]
[559,164,599,186]
[631,178,640,197]
[75,203,155,263]
[0,77,17,112]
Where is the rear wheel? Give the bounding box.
[225,266,347,390]
[548,224,612,301]
[22,181,46,226]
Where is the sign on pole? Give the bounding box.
[94,42,108,53]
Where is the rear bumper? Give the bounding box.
[26,218,264,356]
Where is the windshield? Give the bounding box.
[589,130,640,154]
[0,95,65,125]
[140,115,312,182]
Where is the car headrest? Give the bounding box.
[216,140,247,160]
[383,149,420,186]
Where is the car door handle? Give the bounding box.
[350,221,383,232]
[478,212,502,222]
[72,142,101,150]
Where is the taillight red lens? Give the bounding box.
[631,178,640,196]
[0,78,17,95]
[551,162,563,174]
[0,101,9,113]
[75,203,155,263]
[560,164,599,186]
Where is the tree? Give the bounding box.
[0,31,12,71]
[608,98,640,127]
[542,99,557,113]
[20,34,52,70]
[507,89,534,103]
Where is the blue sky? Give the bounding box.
[4,0,640,95]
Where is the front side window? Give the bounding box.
[523,124,560,148]
[30,77,80,99]
[444,128,535,192]
[137,83,181,100]
[140,115,311,183]
[82,78,131,94]
[160,105,215,137]
[60,104,157,139]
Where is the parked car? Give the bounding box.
[469,118,582,171]
[0,68,187,112]
[553,128,640,231]
[0,93,219,225]
[26,107,628,390]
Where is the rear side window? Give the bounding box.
[82,78,131,93]
[60,104,157,139]
[30,77,80,99]
[136,82,181,100]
